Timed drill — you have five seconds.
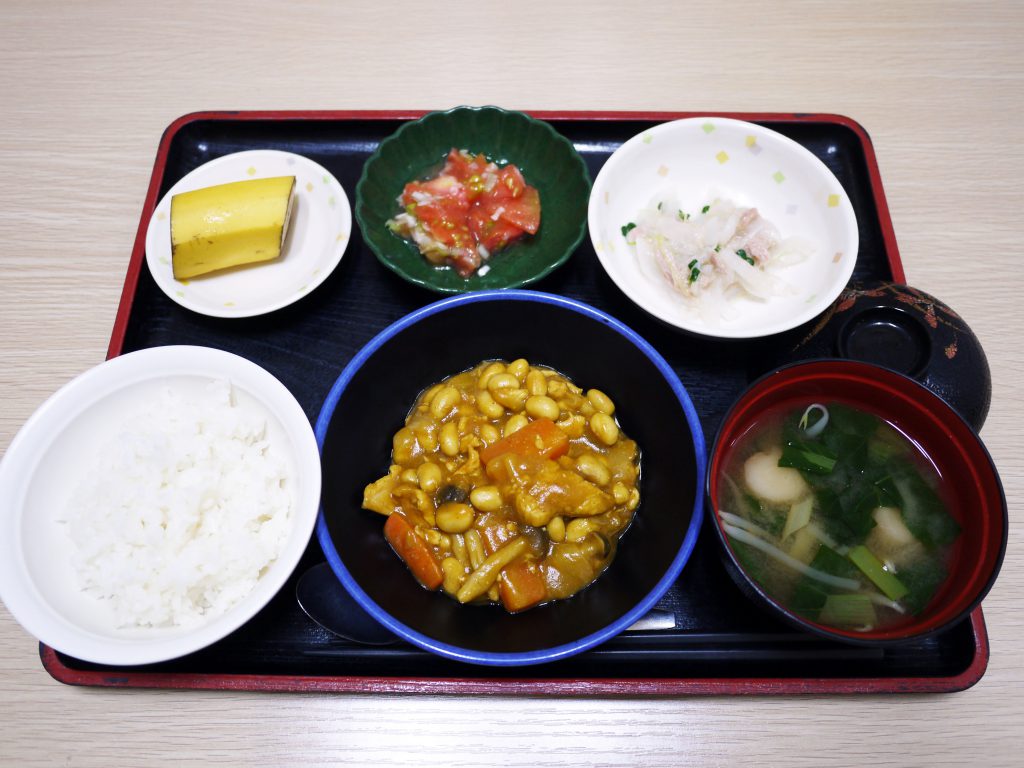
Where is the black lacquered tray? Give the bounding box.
[41,111,987,694]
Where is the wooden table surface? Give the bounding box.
[1,1,1021,765]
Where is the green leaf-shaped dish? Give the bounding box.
[355,106,591,293]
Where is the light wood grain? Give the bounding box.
[1,1,1022,766]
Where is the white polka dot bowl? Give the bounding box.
[588,117,858,339]
[145,150,352,318]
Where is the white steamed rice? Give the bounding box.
[62,378,292,629]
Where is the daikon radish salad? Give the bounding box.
[717,401,961,633]
[587,117,859,339]
[621,196,811,323]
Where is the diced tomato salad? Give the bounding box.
[386,148,541,277]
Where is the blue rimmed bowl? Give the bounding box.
[355,106,591,293]
[314,290,705,665]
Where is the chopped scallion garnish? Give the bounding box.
[687,260,701,284]
[621,222,636,237]
[678,210,689,221]
[819,593,878,628]
[737,248,755,265]
[848,546,909,601]
[701,205,710,214]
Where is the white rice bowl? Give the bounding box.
[588,117,859,339]
[0,346,320,665]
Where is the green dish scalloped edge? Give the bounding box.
[355,106,592,293]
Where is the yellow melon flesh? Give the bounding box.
[170,176,296,280]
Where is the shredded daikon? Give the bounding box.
[624,196,810,319]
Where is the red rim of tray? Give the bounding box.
[42,109,987,696]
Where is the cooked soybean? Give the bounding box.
[417,462,442,494]
[430,386,460,419]
[439,421,460,457]
[590,412,619,446]
[469,485,503,512]
[525,395,560,420]
[587,388,615,415]
[436,502,475,534]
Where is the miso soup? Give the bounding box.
[718,401,960,633]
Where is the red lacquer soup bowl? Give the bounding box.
[707,359,1007,645]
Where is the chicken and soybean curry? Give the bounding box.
[362,359,641,613]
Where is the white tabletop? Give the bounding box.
[1,1,1021,765]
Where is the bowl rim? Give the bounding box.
[587,116,859,339]
[354,105,592,295]
[705,357,1008,646]
[0,345,322,665]
[314,289,707,665]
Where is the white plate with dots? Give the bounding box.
[145,149,351,318]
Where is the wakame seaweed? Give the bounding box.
[893,470,960,548]
[790,545,860,619]
[742,492,786,536]
[898,557,950,615]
